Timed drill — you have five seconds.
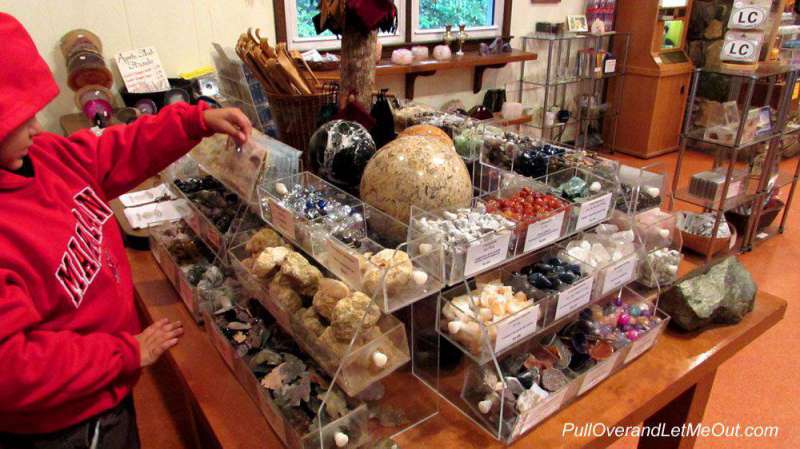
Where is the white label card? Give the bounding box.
[494,305,540,353]
[269,199,296,240]
[513,387,570,438]
[575,192,613,230]
[555,276,595,321]
[123,200,184,230]
[115,47,170,94]
[625,327,662,363]
[601,256,638,295]
[119,184,173,207]
[579,351,622,395]
[524,211,565,253]
[604,58,617,74]
[464,232,512,277]
[325,238,363,286]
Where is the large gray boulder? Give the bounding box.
[660,257,756,332]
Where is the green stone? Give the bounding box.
[660,257,756,332]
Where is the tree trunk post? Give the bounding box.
[340,26,377,108]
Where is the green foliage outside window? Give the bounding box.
[419,0,495,30]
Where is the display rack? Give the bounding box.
[518,32,630,152]
[669,65,800,262]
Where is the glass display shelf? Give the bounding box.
[673,187,759,212]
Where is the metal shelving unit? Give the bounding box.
[518,32,630,152]
[669,66,800,262]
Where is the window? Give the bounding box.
[279,0,504,50]
[412,0,504,41]
[284,0,406,50]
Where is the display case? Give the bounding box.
[615,163,667,215]
[634,209,683,289]
[538,167,618,232]
[440,287,669,443]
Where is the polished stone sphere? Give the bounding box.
[309,120,376,192]
[399,124,454,147]
[360,135,473,223]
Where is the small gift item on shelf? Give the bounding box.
[433,44,453,60]
[677,211,735,256]
[391,48,414,65]
[688,168,749,204]
[361,135,473,223]
[411,46,430,61]
[74,85,114,127]
[60,29,113,91]
[309,120,376,194]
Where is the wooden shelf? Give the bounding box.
[315,49,537,99]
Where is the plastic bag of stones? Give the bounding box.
[409,204,517,282]
[460,339,576,440]
[262,173,364,255]
[439,277,542,358]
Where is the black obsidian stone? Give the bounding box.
[309,120,376,193]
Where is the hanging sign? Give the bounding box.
[727,0,770,30]
[721,31,764,63]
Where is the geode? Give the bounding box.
[660,257,756,332]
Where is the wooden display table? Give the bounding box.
[128,247,785,449]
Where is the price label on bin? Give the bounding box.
[555,276,595,321]
[494,304,540,352]
[269,199,296,240]
[600,256,637,295]
[325,238,363,286]
[575,192,612,230]
[523,211,565,253]
[625,326,661,363]
[512,387,570,438]
[579,351,622,395]
[464,232,512,277]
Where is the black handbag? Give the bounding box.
[482,88,507,113]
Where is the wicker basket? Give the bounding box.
[266,91,331,158]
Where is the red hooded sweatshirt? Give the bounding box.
[0,13,213,433]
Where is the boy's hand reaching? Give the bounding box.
[135,318,184,367]
[203,107,253,146]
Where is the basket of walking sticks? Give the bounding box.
[236,29,334,153]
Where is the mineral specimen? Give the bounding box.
[660,257,756,331]
[313,278,351,320]
[331,292,382,340]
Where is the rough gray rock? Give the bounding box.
[660,257,756,332]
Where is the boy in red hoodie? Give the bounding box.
[0,14,252,449]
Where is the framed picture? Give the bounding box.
[566,15,589,32]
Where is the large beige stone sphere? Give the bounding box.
[360,135,473,223]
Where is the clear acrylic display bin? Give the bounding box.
[538,167,618,232]
[634,209,683,289]
[615,162,666,216]
[451,287,669,443]
[408,200,517,286]
[149,220,211,322]
[203,305,371,449]
[437,242,599,364]
[258,172,365,256]
[227,240,412,397]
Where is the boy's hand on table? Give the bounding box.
[135,318,184,367]
[203,107,253,146]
